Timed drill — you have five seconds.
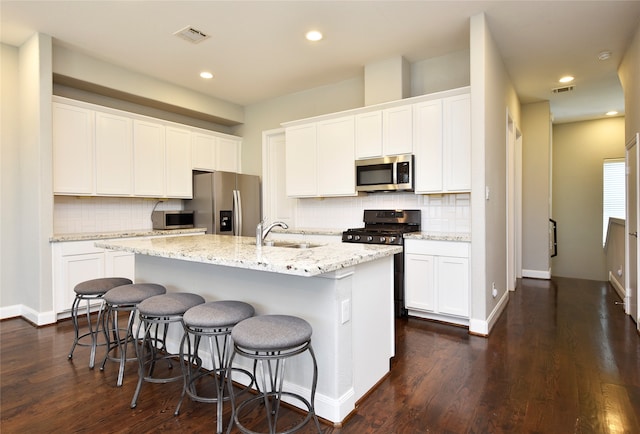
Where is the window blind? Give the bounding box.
[603,158,625,245]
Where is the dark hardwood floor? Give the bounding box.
[1,277,639,433]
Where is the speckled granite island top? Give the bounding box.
[95,234,402,277]
[50,227,206,242]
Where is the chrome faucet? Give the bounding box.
[256,219,289,246]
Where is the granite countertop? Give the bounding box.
[50,227,207,243]
[404,231,471,242]
[95,234,402,277]
[271,227,343,236]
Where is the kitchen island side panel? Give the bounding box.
[134,253,394,423]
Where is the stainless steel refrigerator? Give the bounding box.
[185,171,261,237]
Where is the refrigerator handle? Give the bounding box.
[233,189,242,236]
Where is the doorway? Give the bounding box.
[507,112,523,290]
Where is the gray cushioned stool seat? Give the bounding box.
[68,277,133,369]
[138,292,205,316]
[74,277,132,295]
[231,315,313,351]
[183,300,255,328]
[103,283,166,305]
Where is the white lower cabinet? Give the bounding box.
[52,240,135,318]
[404,239,470,326]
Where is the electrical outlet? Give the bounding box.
[492,282,498,298]
[341,299,351,324]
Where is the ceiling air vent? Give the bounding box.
[552,85,575,94]
[174,26,210,44]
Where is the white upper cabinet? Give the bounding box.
[52,97,242,199]
[192,132,216,171]
[413,92,471,194]
[192,131,241,173]
[355,111,383,158]
[216,136,241,173]
[355,106,412,159]
[165,126,192,198]
[442,94,471,192]
[382,105,413,156]
[95,111,132,195]
[285,123,318,197]
[317,116,355,196]
[133,120,165,197]
[413,100,443,192]
[285,116,356,198]
[52,103,94,195]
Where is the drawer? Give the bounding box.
[404,239,469,257]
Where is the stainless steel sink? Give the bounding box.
[262,240,321,249]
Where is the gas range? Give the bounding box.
[342,209,421,245]
[342,209,421,318]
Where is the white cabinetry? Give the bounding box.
[355,105,412,159]
[52,103,94,195]
[414,93,471,193]
[285,116,355,198]
[52,97,242,199]
[404,239,470,326]
[165,126,193,198]
[355,111,382,158]
[52,240,134,317]
[95,111,133,195]
[317,116,355,196]
[133,120,166,197]
[285,124,317,197]
[192,131,241,173]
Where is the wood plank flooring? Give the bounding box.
[1,277,639,433]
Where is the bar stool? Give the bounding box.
[130,292,206,409]
[68,277,132,368]
[100,283,167,386]
[227,315,322,434]
[175,301,256,433]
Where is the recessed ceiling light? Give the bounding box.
[200,72,213,79]
[559,76,574,83]
[305,30,323,42]
[598,50,612,61]
[606,111,618,116]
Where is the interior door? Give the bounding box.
[625,134,638,324]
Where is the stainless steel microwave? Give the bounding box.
[151,210,195,230]
[356,154,414,192]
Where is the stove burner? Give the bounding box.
[342,209,421,245]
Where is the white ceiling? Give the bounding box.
[2,1,640,123]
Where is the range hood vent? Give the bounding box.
[174,26,210,44]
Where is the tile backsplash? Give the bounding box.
[295,192,470,233]
[54,193,470,235]
[53,196,183,234]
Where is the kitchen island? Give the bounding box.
[96,234,401,424]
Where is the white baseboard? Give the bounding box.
[469,289,509,336]
[522,268,551,279]
[0,304,22,320]
[608,271,626,301]
[0,304,57,326]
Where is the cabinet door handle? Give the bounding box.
[630,232,638,238]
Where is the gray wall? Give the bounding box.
[521,101,551,278]
[552,117,626,280]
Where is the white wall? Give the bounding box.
[15,33,54,324]
[618,22,640,143]
[52,44,244,126]
[469,13,521,335]
[1,43,21,308]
